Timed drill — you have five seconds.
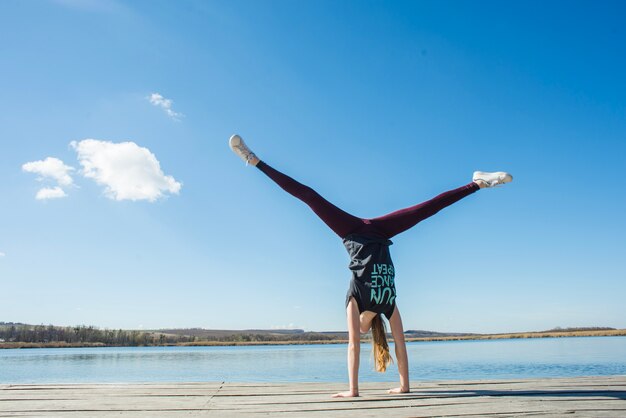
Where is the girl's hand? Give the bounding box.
[331,390,359,398]
[387,387,410,394]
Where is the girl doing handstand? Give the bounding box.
[229,134,512,397]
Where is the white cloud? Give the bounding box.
[22,157,74,200]
[0,252,5,257]
[71,139,182,202]
[22,157,74,186]
[36,187,67,200]
[148,93,183,120]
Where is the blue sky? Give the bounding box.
[1,0,625,333]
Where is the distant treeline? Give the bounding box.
[0,322,621,348]
[0,324,343,346]
[0,324,195,346]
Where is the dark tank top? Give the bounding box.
[343,233,396,319]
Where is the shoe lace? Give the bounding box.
[233,143,255,166]
[488,175,505,187]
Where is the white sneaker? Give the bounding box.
[229,134,257,166]
[473,171,513,187]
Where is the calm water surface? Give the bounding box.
[2,336,625,384]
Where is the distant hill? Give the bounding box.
[152,328,348,343]
[405,330,477,338]
[540,327,615,333]
[1,322,623,348]
[156,328,478,339]
[155,328,307,338]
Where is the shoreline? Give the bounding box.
[2,328,625,349]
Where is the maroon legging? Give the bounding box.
[257,161,479,239]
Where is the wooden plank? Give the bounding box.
[0,376,625,417]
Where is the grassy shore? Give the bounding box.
[404,328,626,342]
[2,328,625,349]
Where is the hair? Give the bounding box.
[371,314,393,372]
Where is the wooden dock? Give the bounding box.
[1,376,625,417]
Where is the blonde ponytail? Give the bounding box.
[371,314,392,372]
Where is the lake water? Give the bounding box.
[2,337,626,384]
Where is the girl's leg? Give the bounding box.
[332,297,361,398]
[369,182,480,239]
[387,307,409,394]
[257,161,363,238]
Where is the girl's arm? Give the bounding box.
[388,306,410,393]
[332,298,361,398]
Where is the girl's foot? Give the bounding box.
[331,390,359,398]
[229,134,259,166]
[387,387,410,394]
[472,171,513,188]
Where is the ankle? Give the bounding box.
[474,180,486,189]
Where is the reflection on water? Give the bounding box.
[1,336,625,384]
